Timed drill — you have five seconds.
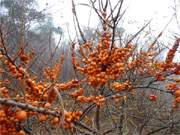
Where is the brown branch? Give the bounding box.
[0,27,22,73]
[0,97,100,134]
[118,99,125,134]
[126,21,151,46]
[165,37,180,64]
[147,126,169,135]
[74,121,101,135]
[72,0,86,43]
[147,119,180,135]
[95,106,100,130]
[0,98,60,117]
[90,0,113,29]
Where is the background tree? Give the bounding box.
[0,0,63,78]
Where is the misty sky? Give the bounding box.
[38,0,180,60]
[38,0,180,32]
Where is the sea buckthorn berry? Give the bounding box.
[15,110,27,121]
[149,95,157,102]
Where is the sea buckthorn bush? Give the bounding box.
[0,0,180,134]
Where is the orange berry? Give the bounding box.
[44,103,51,108]
[149,95,157,102]
[38,114,48,122]
[172,101,178,109]
[31,101,38,106]
[19,130,26,135]
[0,110,5,117]
[51,117,60,125]
[174,90,180,97]
[15,110,27,121]
[175,97,180,103]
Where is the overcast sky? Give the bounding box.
[37,0,180,60]
[38,0,180,35]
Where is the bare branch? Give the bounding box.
[0,97,60,117]
[72,0,86,43]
